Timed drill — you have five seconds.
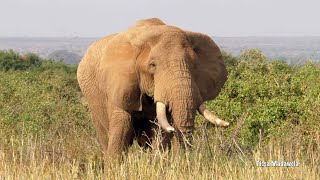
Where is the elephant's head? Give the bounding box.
[126,18,228,148]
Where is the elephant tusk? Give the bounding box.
[156,102,175,133]
[198,104,229,127]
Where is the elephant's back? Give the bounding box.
[78,34,118,74]
[83,34,118,63]
[77,34,118,94]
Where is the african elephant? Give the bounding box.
[77,18,229,158]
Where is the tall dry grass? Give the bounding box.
[1,50,319,179]
[1,125,319,179]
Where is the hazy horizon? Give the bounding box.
[1,36,319,65]
[1,0,320,37]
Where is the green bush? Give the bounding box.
[0,49,319,152]
[0,50,42,71]
[0,50,89,141]
[206,49,320,149]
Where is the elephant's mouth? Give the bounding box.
[156,101,229,133]
[146,89,154,98]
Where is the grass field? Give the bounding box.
[0,49,319,179]
[1,129,319,179]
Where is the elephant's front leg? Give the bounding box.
[172,124,194,153]
[107,107,133,157]
[151,130,173,152]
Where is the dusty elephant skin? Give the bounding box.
[77,18,229,159]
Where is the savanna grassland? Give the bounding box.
[0,49,319,179]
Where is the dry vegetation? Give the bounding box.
[0,49,319,179]
[1,129,319,179]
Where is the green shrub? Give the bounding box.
[0,49,319,152]
[205,49,320,149]
[0,50,41,71]
[0,50,89,141]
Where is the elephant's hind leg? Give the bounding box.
[83,89,109,157]
[91,113,109,156]
[107,107,133,157]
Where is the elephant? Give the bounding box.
[77,18,229,158]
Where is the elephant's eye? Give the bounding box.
[149,62,156,68]
[148,59,156,73]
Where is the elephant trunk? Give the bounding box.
[170,85,196,130]
[154,56,201,149]
[169,82,197,150]
[166,62,201,149]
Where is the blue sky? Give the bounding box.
[1,0,319,37]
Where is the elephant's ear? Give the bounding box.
[186,31,228,102]
[96,36,142,111]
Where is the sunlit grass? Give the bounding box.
[0,50,319,179]
[1,128,319,179]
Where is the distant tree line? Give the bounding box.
[0,50,77,73]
